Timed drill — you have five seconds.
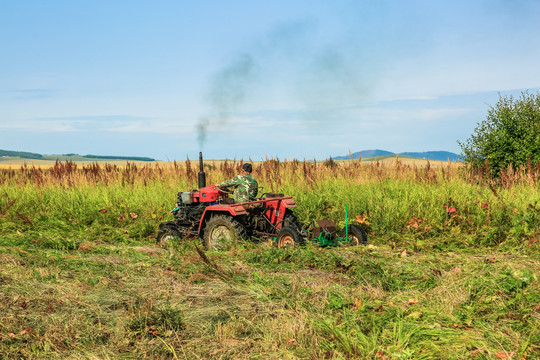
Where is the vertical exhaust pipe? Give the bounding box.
[198,152,206,189]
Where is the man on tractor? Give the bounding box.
[218,163,258,203]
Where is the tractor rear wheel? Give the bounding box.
[340,224,368,245]
[156,222,182,246]
[203,215,248,251]
[276,226,304,248]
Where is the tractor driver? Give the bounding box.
[218,163,258,203]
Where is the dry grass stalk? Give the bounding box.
[0,157,538,190]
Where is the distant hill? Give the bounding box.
[79,154,155,161]
[0,149,43,159]
[399,151,461,162]
[0,149,155,162]
[336,149,394,160]
[333,150,461,162]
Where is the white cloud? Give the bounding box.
[0,115,202,135]
[0,119,82,132]
[352,107,472,124]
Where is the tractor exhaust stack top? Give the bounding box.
[198,151,206,189]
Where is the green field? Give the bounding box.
[0,159,538,359]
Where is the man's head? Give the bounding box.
[242,163,253,174]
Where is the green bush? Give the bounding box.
[459,91,540,176]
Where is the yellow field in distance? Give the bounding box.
[0,155,461,170]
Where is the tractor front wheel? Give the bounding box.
[156,222,182,246]
[276,226,304,248]
[203,215,248,251]
[340,224,368,245]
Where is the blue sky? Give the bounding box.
[1,1,539,160]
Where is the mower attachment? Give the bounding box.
[308,219,367,247]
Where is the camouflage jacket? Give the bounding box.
[218,174,258,203]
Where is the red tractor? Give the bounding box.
[157,153,367,250]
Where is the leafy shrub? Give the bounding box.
[459,91,540,176]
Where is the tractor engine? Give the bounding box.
[170,184,229,237]
[171,192,206,231]
[159,152,231,237]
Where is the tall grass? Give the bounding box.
[1,158,538,248]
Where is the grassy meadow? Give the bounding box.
[0,158,539,359]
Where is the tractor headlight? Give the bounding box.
[181,192,192,204]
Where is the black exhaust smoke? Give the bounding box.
[198,152,206,189]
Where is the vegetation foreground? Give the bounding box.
[0,159,539,359]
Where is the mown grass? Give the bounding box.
[0,159,539,359]
[1,241,538,359]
